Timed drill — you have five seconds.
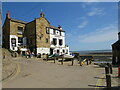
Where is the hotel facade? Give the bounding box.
[2,11,69,56]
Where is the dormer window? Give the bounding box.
[18,27,23,35]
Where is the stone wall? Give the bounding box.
[2,49,17,81]
[36,17,50,48]
[25,20,36,50]
[2,18,10,49]
[10,21,26,37]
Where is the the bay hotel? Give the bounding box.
[2,11,70,56]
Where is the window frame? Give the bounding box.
[53,38,57,45]
[17,26,23,35]
[46,27,49,34]
[46,38,49,43]
[11,38,16,46]
[59,39,63,46]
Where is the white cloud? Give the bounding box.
[77,16,86,20]
[79,24,118,43]
[87,8,105,16]
[66,33,72,38]
[81,2,94,8]
[78,20,88,28]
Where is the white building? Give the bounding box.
[47,25,69,55]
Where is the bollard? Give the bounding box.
[78,56,82,66]
[46,54,48,61]
[107,63,112,74]
[15,53,17,57]
[89,59,92,64]
[61,56,63,65]
[109,64,113,74]
[54,57,56,63]
[107,63,109,67]
[71,58,74,66]
[80,61,82,66]
[105,66,109,74]
[86,59,89,65]
[106,74,111,88]
[118,67,120,77]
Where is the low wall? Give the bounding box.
[2,49,17,81]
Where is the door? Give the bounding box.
[50,48,53,55]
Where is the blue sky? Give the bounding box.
[2,2,118,51]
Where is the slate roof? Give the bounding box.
[10,18,27,24]
[50,25,65,32]
[112,40,120,47]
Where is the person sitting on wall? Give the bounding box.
[37,53,41,58]
[26,51,29,58]
[31,52,34,58]
[28,51,31,58]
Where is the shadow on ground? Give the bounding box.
[88,84,106,88]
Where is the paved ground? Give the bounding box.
[2,57,105,88]
[95,67,120,89]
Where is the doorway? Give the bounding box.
[50,48,53,55]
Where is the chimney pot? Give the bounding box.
[40,12,44,18]
[6,11,10,18]
[58,25,62,30]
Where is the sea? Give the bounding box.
[71,50,112,63]
[71,49,112,55]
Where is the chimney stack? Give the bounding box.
[6,11,10,18]
[58,25,62,30]
[40,12,44,18]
